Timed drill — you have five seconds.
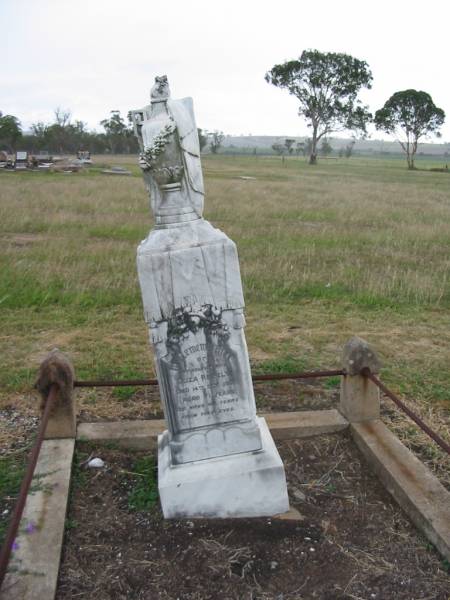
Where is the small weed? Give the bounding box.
[325,376,340,389]
[65,518,78,530]
[71,450,88,490]
[127,456,158,511]
[0,453,26,545]
[113,386,138,401]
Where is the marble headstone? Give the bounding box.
[131,76,288,518]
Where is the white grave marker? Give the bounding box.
[131,76,289,518]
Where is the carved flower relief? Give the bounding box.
[139,121,177,171]
[167,304,226,339]
[139,120,185,186]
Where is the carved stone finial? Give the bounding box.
[151,75,171,103]
[131,75,204,226]
[341,336,381,376]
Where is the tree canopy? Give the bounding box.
[0,112,22,152]
[374,90,445,169]
[209,130,225,154]
[265,50,372,164]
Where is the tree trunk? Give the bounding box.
[406,140,415,170]
[309,124,318,165]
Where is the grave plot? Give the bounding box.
[1,79,449,600]
[55,434,449,600]
[1,339,450,600]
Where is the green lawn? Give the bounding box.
[0,155,449,455]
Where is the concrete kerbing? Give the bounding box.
[76,410,349,447]
[351,420,450,562]
[77,419,164,450]
[1,439,75,600]
[264,409,348,439]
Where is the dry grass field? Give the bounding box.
[1,154,449,483]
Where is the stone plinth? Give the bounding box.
[138,221,262,465]
[158,417,289,518]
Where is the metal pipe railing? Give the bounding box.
[73,369,345,388]
[0,383,57,587]
[362,368,450,456]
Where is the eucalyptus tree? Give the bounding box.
[0,112,22,152]
[374,90,445,169]
[265,50,372,164]
[209,130,224,154]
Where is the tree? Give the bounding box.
[271,142,285,156]
[344,139,355,158]
[0,112,22,152]
[295,141,305,156]
[284,138,295,155]
[49,107,72,153]
[30,121,50,150]
[374,90,445,170]
[197,128,208,152]
[265,50,372,164]
[320,139,333,156]
[100,110,129,153]
[209,130,224,154]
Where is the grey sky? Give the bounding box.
[2,0,449,141]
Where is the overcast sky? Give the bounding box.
[2,0,449,141]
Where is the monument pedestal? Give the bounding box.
[158,417,289,519]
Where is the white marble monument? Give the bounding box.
[131,76,289,518]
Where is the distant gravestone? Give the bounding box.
[15,151,28,170]
[131,76,288,518]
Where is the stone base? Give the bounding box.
[158,417,289,518]
[169,418,262,464]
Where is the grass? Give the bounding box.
[0,453,26,545]
[0,153,449,447]
[127,456,158,511]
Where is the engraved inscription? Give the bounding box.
[159,322,249,432]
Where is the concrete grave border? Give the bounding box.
[2,338,450,600]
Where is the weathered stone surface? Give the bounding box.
[158,417,289,518]
[340,374,380,422]
[340,337,380,422]
[132,77,263,466]
[35,349,76,439]
[265,409,348,439]
[1,439,75,600]
[77,419,163,449]
[132,76,288,516]
[341,336,381,376]
[352,420,450,562]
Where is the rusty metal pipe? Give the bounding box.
[0,383,57,588]
[362,368,450,456]
[73,369,345,388]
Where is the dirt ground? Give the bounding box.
[57,433,450,600]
